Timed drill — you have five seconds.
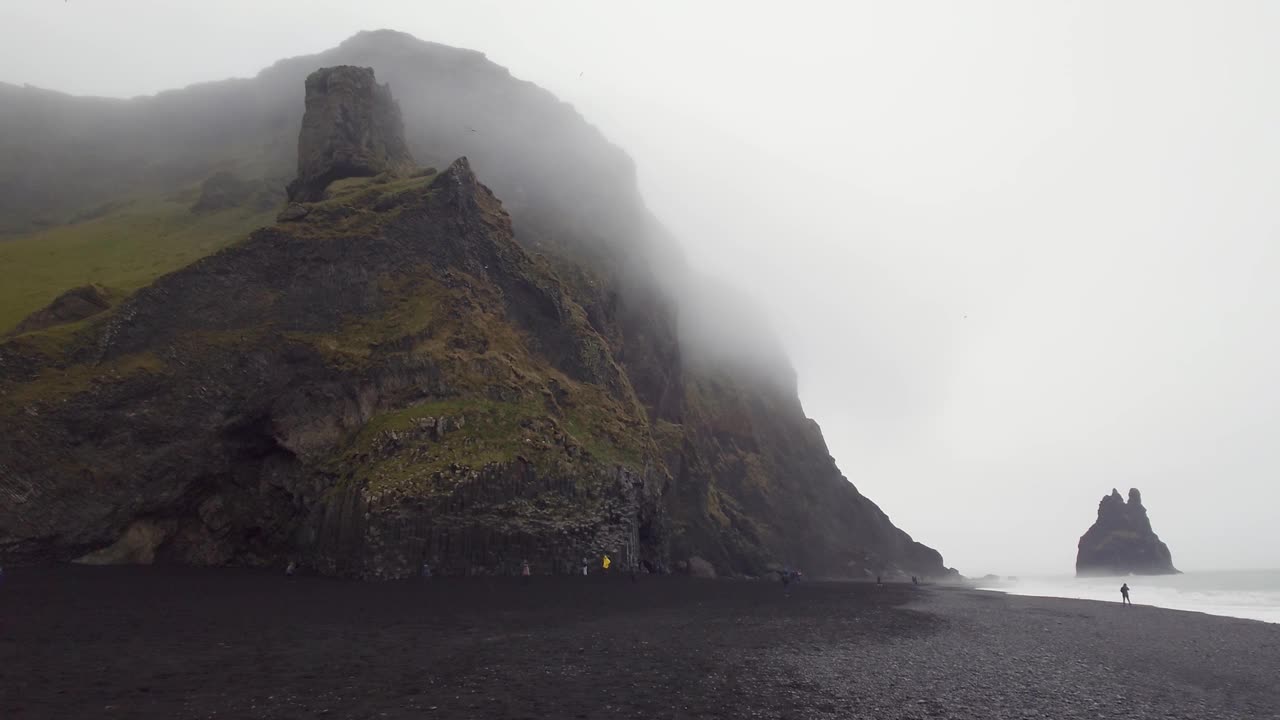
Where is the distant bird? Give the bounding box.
[464,125,476,133]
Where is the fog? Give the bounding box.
[4,1,1277,575]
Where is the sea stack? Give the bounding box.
[285,65,417,202]
[1076,488,1179,576]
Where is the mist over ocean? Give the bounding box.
[976,570,1280,624]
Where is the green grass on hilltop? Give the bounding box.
[0,195,276,333]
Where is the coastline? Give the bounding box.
[971,569,1280,625]
[971,586,1279,625]
[3,566,1277,719]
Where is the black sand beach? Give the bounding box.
[2,567,1277,719]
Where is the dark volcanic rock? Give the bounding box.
[7,283,113,336]
[285,66,416,203]
[276,202,310,222]
[0,158,662,578]
[1076,488,1179,576]
[0,32,952,581]
[687,556,716,578]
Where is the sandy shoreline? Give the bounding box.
[2,566,1277,719]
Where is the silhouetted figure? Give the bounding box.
[285,560,297,576]
[912,576,918,586]
[421,561,432,579]
[581,558,588,576]
[521,559,531,584]
[1121,583,1131,606]
[876,575,883,588]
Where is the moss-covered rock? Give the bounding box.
[286,66,417,203]
[7,283,115,336]
[0,157,665,577]
[0,33,951,581]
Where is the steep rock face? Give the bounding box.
[1076,488,1178,576]
[286,66,417,202]
[664,369,945,578]
[0,158,665,577]
[0,31,951,579]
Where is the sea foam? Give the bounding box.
[976,569,1280,624]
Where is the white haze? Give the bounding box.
[3,1,1277,576]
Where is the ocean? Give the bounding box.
[974,569,1280,624]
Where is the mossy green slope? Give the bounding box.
[0,159,667,578]
[0,194,276,333]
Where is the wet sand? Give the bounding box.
[2,566,1277,719]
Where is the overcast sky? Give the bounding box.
[4,1,1277,575]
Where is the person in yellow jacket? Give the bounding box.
[602,554,612,572]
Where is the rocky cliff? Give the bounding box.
[1076,488,1178,576]
[2,152,667,576]
[286,66,417,202]
[0,33,950,579]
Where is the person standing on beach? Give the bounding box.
[521,559,531,584]
[581,557,589,576]
[602,554,612,573]
[1121,583,1131,605]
